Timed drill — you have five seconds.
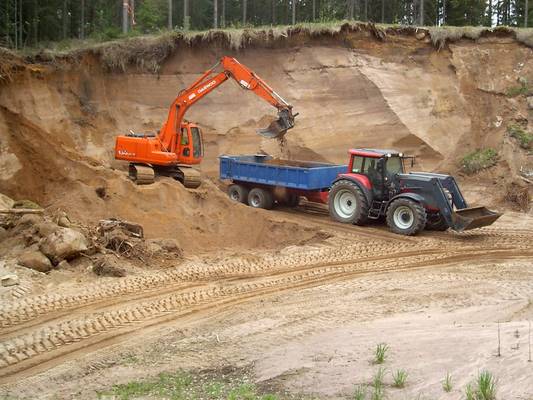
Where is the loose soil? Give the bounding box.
[0,26,532,399]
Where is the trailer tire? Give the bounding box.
[285,194,300,207]
[386,198,427,236]
[228,184,249,204]
[328,180,369,225]
[248,188,274,210]
[426,213,449,231]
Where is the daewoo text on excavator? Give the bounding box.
[114,56,296,187]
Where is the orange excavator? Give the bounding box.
[114,56,296,187]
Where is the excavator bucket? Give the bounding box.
[450,206,502,231]
[256,109,295,139]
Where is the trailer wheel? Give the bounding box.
[284,194,300,207]
[386,198,427,236]
[228,184,249,204]
[328,180,369,225]
[426,213,449,231]
[248,188,274,210]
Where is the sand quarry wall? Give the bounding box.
[0,25,531,248]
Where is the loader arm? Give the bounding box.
[158,56,295,153]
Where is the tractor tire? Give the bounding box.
[386,198,427,236]
[328,180,369,225]
[228,184,249,204]
[248,188,274,210]
[426,213,449,231]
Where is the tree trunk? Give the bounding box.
[221,0,226,28]
[442,0,446,25]
[292,0,296,24]
[364,0,368,21]
[525,0,529,27]
[243,0,247,25]
[14,0,18,49]
[312,0,316,20]
[381,0,384,22]
[184,0,189,30]
[349,0,354,19]
[122,0,128,33]
[213,0,217,28]
[272,0,276,24]
[62,0,68,39]
[168,0,172,29]
[80,0,85,39]
[419,0,424,25]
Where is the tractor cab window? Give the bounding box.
[385,156,403,175]
[351,156,364,173]
[191,127,203,158]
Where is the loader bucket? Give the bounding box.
[450,206,502,231]
[256,108,295,139]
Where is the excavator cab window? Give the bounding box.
[191,127,203,159]
[180,128,189,145]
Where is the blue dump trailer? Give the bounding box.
[219,154,346,208]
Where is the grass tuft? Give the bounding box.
[370,367,385,400]
[476,370,497,400]
[508,124,533,149]
[461,148,498,174]
[353,384,367,400]
[374,343,389,364]
[392,369,408,388]
[442,372,453,392]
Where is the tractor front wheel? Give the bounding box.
[426,212,449,231]
[328,180,369,225]
[386,198,427,236]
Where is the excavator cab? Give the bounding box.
[178,122,204,165]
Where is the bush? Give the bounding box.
[442,372,453,392]
[508,124,533,149]
[461,148,498,174]
[374,343,388,364]
[464,370,498,400]
[392,369,407,388]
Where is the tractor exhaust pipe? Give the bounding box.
[257,109,296,139]
[450,206,502,231]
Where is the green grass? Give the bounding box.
[508,124,533,149]
[463,371,498,400]
[353,384,367,400]
[391,369,407,388]
[98,370,283,400]
[374,343,389,364]
[461,148,498,174]
[442,372,453,392]
[370,367,385,400]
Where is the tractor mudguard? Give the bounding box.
[332,175,374,205]
[388,192,426,208]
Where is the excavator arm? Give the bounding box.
[158,56,295,152]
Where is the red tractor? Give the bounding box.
[328,149,501,235]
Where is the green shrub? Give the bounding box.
[374,343,389,364]
[461,148,498,174]
[476,371,497,400]
[508,124,533,149]
[506,78,530,97]
[392,369,407,388]
[353,384,367,400]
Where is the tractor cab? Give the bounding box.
[348,149,409,200]
[178,121,204,165]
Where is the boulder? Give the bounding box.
[36,221,61,237]
[1,274,19,286]
[0,193,14,209]
[527,96,533,110]
[57,260,71,269]
[40,227,89,263]
[56,211,71,228]
[19,250,53,272]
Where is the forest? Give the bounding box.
[1,0,532,50]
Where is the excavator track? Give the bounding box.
[179,167,201,189]
[128,164,155,185]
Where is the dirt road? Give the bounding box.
[0,208,531,399]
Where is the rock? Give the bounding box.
[415,31,426,40]
[12,199,41,209]
[56,211,71,228]
[147,238,183,257]
[527,96,533,110]
[40,227,89,263]
[0,193,14,209]
[36,221,61,237]
[19,251,53,272]
[16,213,43,228]
[1,274,19,286]
[93,257,127,277]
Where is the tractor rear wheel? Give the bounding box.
[328,180,369,225]
[248,188,274,210]
[228,184,249,204]
[426,213,449,231]
[386,198,427,235]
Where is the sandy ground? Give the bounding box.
[0,209,531,400]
